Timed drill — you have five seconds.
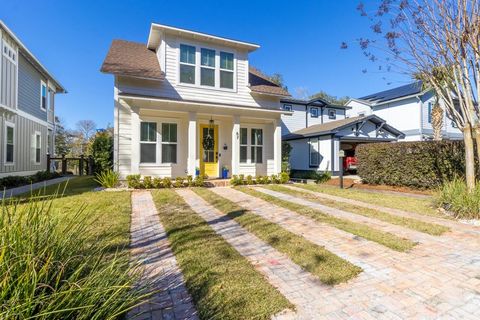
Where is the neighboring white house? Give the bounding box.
[0,21,66,178]
[101,23,291,179]
[281,98,404,174]
[346,81,463,141]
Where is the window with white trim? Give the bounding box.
[240,128,248,163]
[283,104,292,111]
[2,42,17,64]
[34,132,41,164]
[200,48,215,87]
[5,123,14,164]
[180,44,196,84]
[220,52,234,89]
[328,109,336,120]
[161,123,177,164]
[251,128,263,164]
[310,107,319,118]
[309,138,320,166]
[41,82,47,110]
[140,122,157,163]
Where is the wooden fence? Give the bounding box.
[47,154,94,176]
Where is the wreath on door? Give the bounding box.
[203,133,214,150]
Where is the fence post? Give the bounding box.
[79,155,84,176]
[88,156,94,175]
[61,155,67,175]
[47,154,51,173]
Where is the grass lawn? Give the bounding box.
[294,183,444,218]
[2,176,138,319]
[265,185,449,236]
[192,187,362,285]
[151,189,292,320]
[237,187,417,252]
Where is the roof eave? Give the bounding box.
[250,89,291,98]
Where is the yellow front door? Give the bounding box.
[200,124,218,178]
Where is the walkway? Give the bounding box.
[128,191,198,320]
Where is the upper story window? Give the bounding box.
[41,82,47,110]
[2,42,17,64]
[220,52,234,89]
[180,44,196,84]
[283,104,292,112]
[179,44,235,90]
[328,109,336,120]
[310,107,319,118]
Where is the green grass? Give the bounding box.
[293,183,444,218]
[1,176,144,319]
[265,185,449,236]
[237,187,417,252]
[151,189,292,320]
[192,187,361,285]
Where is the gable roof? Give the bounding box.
[281,97,351,109]
[100,40,164,80]
[101,40,290,96]
[283,115,405,140]
[359,81,424,104]
[0,20,66,93]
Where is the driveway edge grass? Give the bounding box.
[192,187,362,285]
[267,185,449,236]
[237,187,417,252]
[151,189,292,320]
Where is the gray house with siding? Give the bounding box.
[0,21,66,178]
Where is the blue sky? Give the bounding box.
[1,0,410,129]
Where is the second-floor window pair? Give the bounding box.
[179,44,234,89]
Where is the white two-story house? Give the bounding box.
[0,21,66,178]
[101,23,291,179]
[346,81,463,141]
[281,98,404,175]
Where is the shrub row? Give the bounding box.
[230,173,290,186]
[0,171,61,190]
[290,170,332,184]
[126,174,205,189]
[356,140,478,189]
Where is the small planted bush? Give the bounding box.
[94,170,120,188]
[143,176,153,189]
[435,178,480,219]
[162,177,172,188]
[126,174,141,189]
[280,172,290,184]
[153,177,163,188]
[174,177,185,188]
[315,172,331,184]
[246,175,254,185]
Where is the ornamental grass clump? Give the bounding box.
[94,169,120,188]
[0,197,147,319]
[435,178,480,219]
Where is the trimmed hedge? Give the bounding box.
[0,171,61,190]
[356,141,478,189]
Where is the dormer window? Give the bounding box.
[180,44,196,84]
[41,81,47,110]
[201,48,215,87]
[283,104,292,111]
[220,52,234,89]
[328,109,336,120]
[310,107,319,118]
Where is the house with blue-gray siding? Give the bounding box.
[0,20,66,177]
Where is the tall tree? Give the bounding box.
[75,120,97,155]
[54,117,71,156]
[344,0,480,190]
[310,90,350,105]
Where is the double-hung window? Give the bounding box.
[240,128,248,163]
[34,132,41,164]
[310,107,319,118]
[251,129,263,164]
[200,48,215,87]
[5,123,14,164]
[328,109,336,120]
[180,44,196,84]
[309,138,320,167]
[220,52,234,89]
[161,123,177,164]
[41,82,47,111]
[140,122,157,163]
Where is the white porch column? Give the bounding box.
[130,107,140,174]
[187,112,197,176]
[231,115,240,175]
[273,118,282,174]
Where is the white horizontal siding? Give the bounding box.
[281,103,306,135]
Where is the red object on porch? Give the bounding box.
[343,156,357,171]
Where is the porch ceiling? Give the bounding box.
[118,93,291,119]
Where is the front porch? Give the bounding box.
[115,94,284,179]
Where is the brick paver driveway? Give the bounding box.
[209,187,480,319]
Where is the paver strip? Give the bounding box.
[217,187,480,319]
[286,184,480,237]
[177,188,334,319]
[128,191,198,320]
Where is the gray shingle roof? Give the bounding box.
[359,81,423,104]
